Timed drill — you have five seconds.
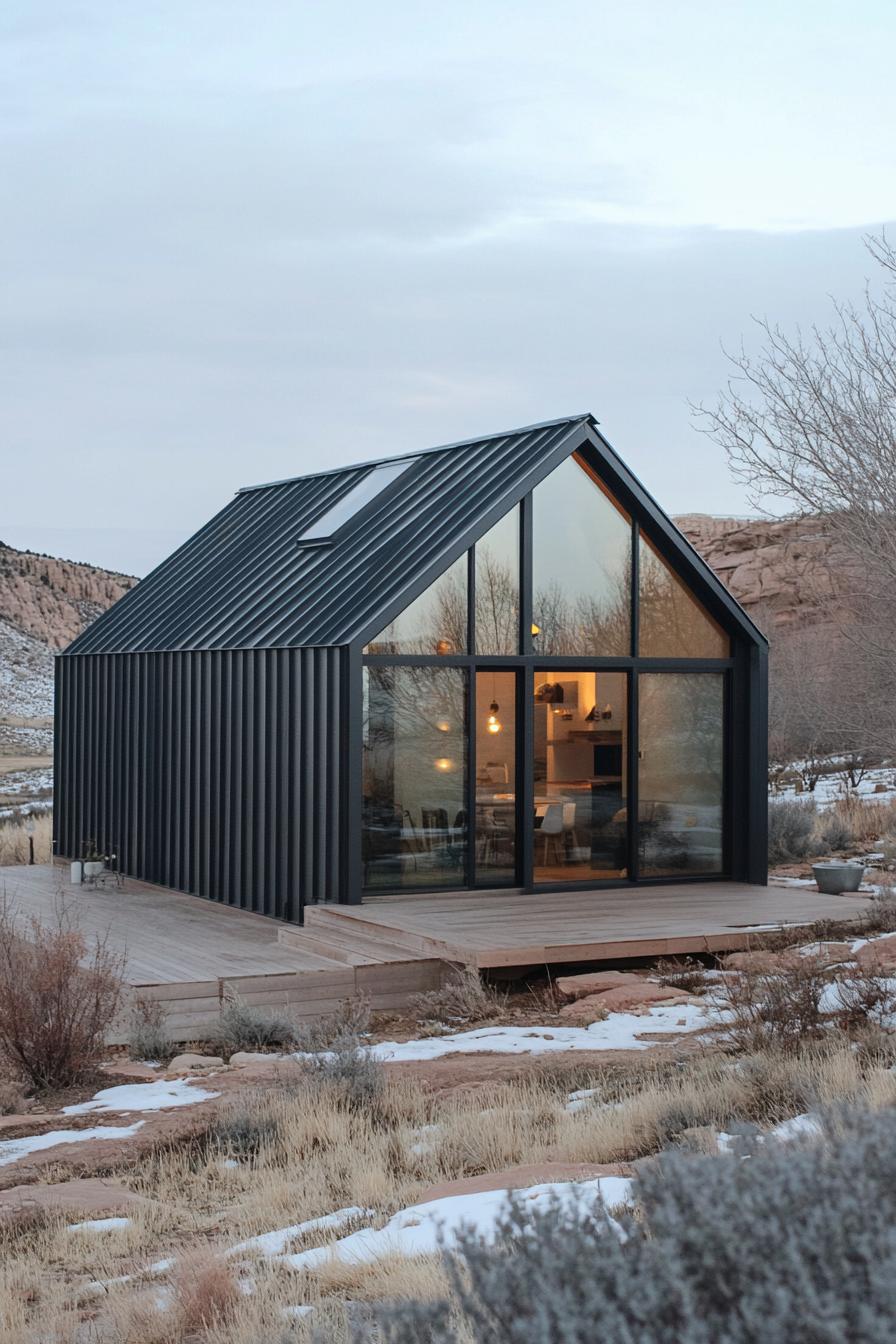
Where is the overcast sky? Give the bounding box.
[2,1,896,575]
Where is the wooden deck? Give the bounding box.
[302,881,875,968]
[0,865,446,1040]
[0,864,875,1039]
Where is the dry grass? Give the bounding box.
[0,812,53,866]
[2,1030,894,1343]
[407,966,506,1026]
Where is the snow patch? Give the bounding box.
[280,1177,634,1270]
[0,1122,145,1168]
[64,1078,219,1115]
[68,1217,131,1232]
[230,1207,373,1259]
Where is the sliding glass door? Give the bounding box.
[533,669,628,882]
[637,673,725,876]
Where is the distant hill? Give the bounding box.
[0,542,136,755]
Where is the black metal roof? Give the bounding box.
[65,413,766,655]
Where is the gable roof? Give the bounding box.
[65,413,766,655]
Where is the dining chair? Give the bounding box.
[540,802,564,864]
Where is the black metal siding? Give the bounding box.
[53,647,343,919]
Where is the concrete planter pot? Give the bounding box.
[812,861,865,895]
[83,860,105,880]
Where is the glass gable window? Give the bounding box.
[365,553,468,655]
[638,533,729,658]
[297,459,414,544]
[362,666,467,889]
[474,507,520,655]
[638,672,724,875]
[532,454,631,655]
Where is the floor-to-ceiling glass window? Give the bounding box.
[532,454,631,655]
[638,673,725,876]
[362,666,468,888]
[533,669,628,882]
[475,671,517,883]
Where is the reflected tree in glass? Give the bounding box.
[475,507,520,655]
[638,672,724,876]
[532,455,631,656]
[638,533,729,659]
[365,554,468,655]
[362,666,467,888]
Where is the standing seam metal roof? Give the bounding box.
[65,415,594,654]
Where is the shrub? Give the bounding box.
[126,995,174,1062]
[408,967,504,1025]
[715,954,829,1052]
[0,1080,25,1115]
[209,1089,281,1157]
[818,810,857,852]
[653,957,708,994]
[292,997,372,1053]
[0,904,124,1089]
[768,798,817,864]
[833,966,896,1028]
[215,993,299,1054]
[356,1107,896,1344]
[304,1041,385,1110]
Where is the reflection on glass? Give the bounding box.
[638,533,729,658]
[638,673,724,876]
[365,554,468,654]
[362,667,467,889]
[532,454,631,655]
[533,669,628,882]
[474,508,520,655]
[475,671,517,882]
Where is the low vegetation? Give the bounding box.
[0,903,124,1089]
[358,1106,896,1343]
[0,811,52,867]
[215,993,302,1055]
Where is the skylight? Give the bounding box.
[297,459,413,544]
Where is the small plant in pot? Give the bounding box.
[81,839,106,879]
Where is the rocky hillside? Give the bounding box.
[0,543,135,755]
[675,513,845,633]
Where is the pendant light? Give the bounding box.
[486,672,502,734]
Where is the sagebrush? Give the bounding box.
[356,1107,896,1344]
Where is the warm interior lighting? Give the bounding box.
[435,638,454,655]
[434,757,455,773]
[435,718,451,733]
[486,698,502,734]
[531,622,541,637]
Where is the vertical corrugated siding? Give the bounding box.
[54,648,343,920]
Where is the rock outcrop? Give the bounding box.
[675,514,848,632]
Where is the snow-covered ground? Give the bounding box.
[773,762,896,807]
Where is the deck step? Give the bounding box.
[276,913,427,967]
[303,904,472,963]
[278,923,422,966]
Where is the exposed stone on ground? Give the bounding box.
[166,1053,224,1073]
[560,984,699,1018]
[100,1061,161,1081]
[228,1051,281,1068]
[0,1177,153,1220]
[415,1161,632,1204]
[555,971,644,1001]
[856,935,896,974]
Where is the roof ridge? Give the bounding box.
[237,413,596,494]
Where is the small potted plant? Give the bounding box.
[82,839,106,880]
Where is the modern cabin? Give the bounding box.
[55,414,768,923]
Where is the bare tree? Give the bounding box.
[695,232,896,753]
